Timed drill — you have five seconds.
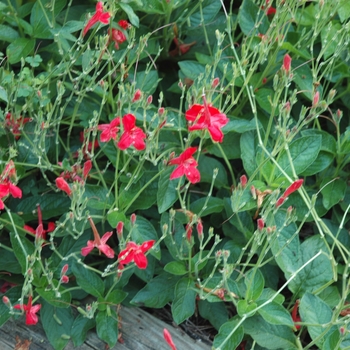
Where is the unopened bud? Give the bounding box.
[340,326,346,336]
[132,89,142,103]
[240,174,247,187]
[212,77,220,88]
[147,95,153,104]
[336,109,343,121]
[186,223,193,242]
[61,264,69,276]
[197,220,203,240]
[250,185,256,200]
[116,221,124,239]
[158,107,165,115]
[83,160,92,179]
[283,54,292,74]
[257,218,264,231]
[130,213,137,225]
[2,296,10,305]
[313,91,319,106]
[60,275,69,284]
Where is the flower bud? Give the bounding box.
[283,54,292,74]
[117,221,124,239]
[158,107,165,115]
[257,218,264,231]
[313,91,319,106]
[197,220,203,240]
[132,89,142,103]
[147,95,153,104]
[240,174,247,187]
[60,275,69,284]
[130,213,137,225]
[212,77,220,88]
[61,264,69,276]
[2,296,10,305]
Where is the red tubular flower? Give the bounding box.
[276,179,303,207]
[97,117,120,143]
[55,177,72,196]
[83,160,92,179]
[291,300,301,330]
[81,217,115,258]
[13,296,41,326]
[168,147,200,184]
[283,54,292,74]
[83,1,111,37]
[163,328,177,350]
[117,114,147,151]
[118,19,130,29]
[185,96,229,143]
[23,205,55,240]
[118,240,155,269]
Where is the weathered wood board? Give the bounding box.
[0,307,212,349]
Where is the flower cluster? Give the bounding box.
[4,113,30,139]
[0,161,22,210]
[108,20,130,49]
[13,296,41,326]
[97,113,147,151]
[82,2,111,37]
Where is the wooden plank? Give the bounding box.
[0,307,212,349]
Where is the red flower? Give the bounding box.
[13,296,41,326]
[81,217,114,258]
[283,54,292,73]
[118,240,155,269]
[108,28,127,49]
[55,177,72,196]
[117,114,146,151]
[23,205,55,240]
[291,300,301,330]
[0,162,22,210]
[5,113,30,139]
[97,117,120,143]
[168,147,200,184]
[185,97,228,143]
[83,1,111,37]
[118,20,130,30]
[276,179,303,207]
[163,328,177,350]
[83,160,92,179]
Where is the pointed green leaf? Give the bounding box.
[96,309,119,348]
[71,314,95,347]
[198,300,228,331]
[241,131,257,177]
[245,268,264,302]
[157,167,178,213]
[213,317,244,350]
[10,231,35,274]
[36,280,71,308]
[321,177,347,209]
[72,262,105,298]
[164,261,188,275]
[7,38,35,64]
[258,302,294,327]
[172,277,196,325]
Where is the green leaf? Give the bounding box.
[0,86,8,103]
[9,231,34,274]
[36,280,71,308]
[164,261,188,275]
[321,177,347,210]
[0,24,19,42]
[245,269,264,302]
[206,133,241,160]
[280,42,312,60]
[134,0,164,14]
[288,235,334,295]
[293,60,314,100]
[131,272,180,308]
[238,0,270,36]
[300,151,334,176]
[30,0,67,39]
[190,197,224,217]
[131,216,159,251]
[269,212,300,277]
[237,299,257,317]
[255,88,275,114]
[258,302,294,327]
[321,22,342,59]
[338,0,350,22]
[83,184,115,210]
[213,317,244,350]
[104,289,128,305]
[171,277,196,325]
[244,314,297,349]
[71,315,95,347]
[0,247,21,274]
[178,61,205,80]
[299,293,335,348]
[119,3,139,27]
[96,309,119,348]
[72,262,105,298]
[190,0,221,27]
[224,118,257,133]
[198,155,228,188]
[107,211,127,228]
[198,300,228,331]
[157,167,178,213]
[6,38,35,64]
[241,131,257,177]
[135,70,159,94]
[274,135,322,179]
[41,301,73,350]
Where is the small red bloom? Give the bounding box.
[23,205,55,240]
[276,179,303,207]
[168,147,200,184]
[97,117,120,143]
[5,113,30,139]
[55,177,72,196]
[185,96,229,143]
[83,1,111,37]
[117,114,146,151]
[13,296,41,326]
[257,218,265,231]
[81,217,114,258]
[240,174,248,187]
[118,20,130,29]
[283,54,292,74]
[163,328,177,350]
[109,28,127,49]
[118,240,155,269]
[83,160,92,179]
